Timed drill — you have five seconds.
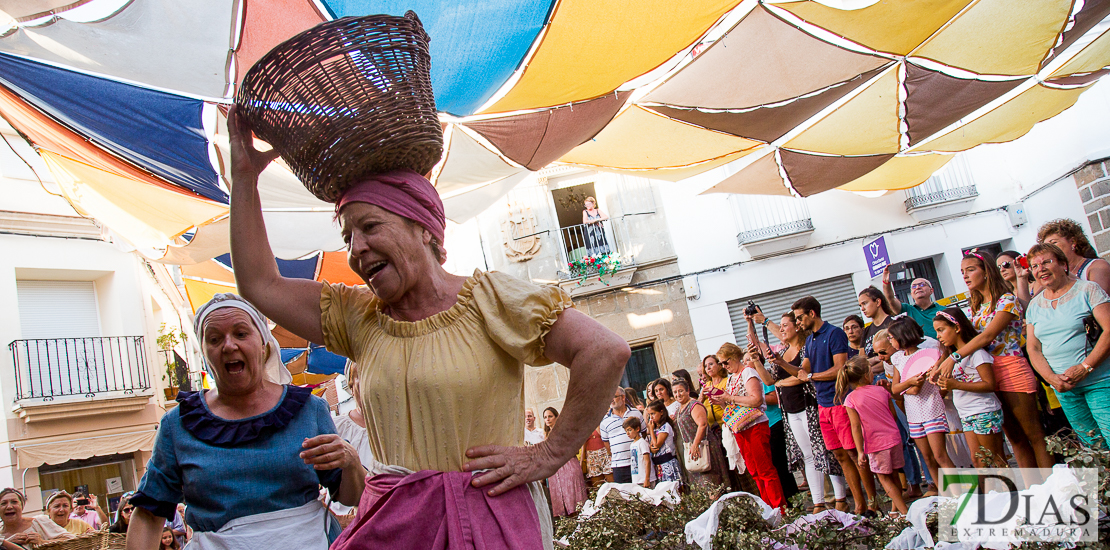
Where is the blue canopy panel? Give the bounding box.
[281,348,307,363]
[319,0,555,116]
[214,253,320,279]
[0,52,225,202]
[306,344,347,375]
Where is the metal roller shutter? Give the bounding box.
[727,275,859,346]
[17,280,101,338]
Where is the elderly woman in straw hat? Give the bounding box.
[223,108,629,549]
[124,294,366,550]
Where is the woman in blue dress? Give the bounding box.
[125,294,366,550]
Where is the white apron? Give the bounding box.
[186,500,328,550]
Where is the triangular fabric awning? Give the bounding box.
[318,0,554,115]
[40,151,227,250]
[0,51,223,201]
[465,91,630,170]
[559,106,762,170]
[481,0,741,113]
[0,0,237,99]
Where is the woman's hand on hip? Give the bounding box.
[300,434,360,471]
[463,443,562,497]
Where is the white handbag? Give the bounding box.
[683,440,711,473]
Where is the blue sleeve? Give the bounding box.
[830,326,851,355]
[312,397,343,496]
[131,413,183,519]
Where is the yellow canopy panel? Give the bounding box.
[559,105,762,169]
[562,148,758,182]
[773,0,973,56]
[783,66,902,155]
[184,277,237,313]
[912,0,1072,76]
[921,83,1090,152]
[645,5,889,109]
[181,259,235,285]
[1050,28,1110,78]
[158,217,231,266]
[837,153,955,192]
[40,150,228,251]
[483,0,741,113]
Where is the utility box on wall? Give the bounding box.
[1006,202,1027,227]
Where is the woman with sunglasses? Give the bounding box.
[933,250,1052,470]
[109,494,134,534]
[996,250,1032,309]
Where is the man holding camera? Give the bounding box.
[882,267,944,339]
[70,492,107,529]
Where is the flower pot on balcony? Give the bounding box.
[164,387,179,401]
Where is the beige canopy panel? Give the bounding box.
[645,5,889,110]
[13,427,157,470]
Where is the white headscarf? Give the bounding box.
[193,293,292,385]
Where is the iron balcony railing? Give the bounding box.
[9,336,151,400]
[904,185,979,211]
[737,218,815,244]
[904,155,978,211]
[558,219,631,279]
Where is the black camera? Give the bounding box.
[75,498,89,506]
[744,300,760,316]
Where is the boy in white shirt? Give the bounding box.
[624,416,655,488]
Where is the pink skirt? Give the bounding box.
[992,355,1037,393]
[548,457,589,517]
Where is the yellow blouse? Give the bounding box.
[63,518,92,535]
[701,378,728,426]
[321,270,573,472]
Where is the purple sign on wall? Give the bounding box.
[864,236,890,278]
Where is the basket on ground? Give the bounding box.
[33,531,127,550]
[236,11,442,203]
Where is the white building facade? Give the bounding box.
[0,121,197,512]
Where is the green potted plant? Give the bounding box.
[156,323,187,400]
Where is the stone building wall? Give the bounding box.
[524,274,697,416]
[1074,158,1110,260]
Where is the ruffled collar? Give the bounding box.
[177,385,310,446]
[375,270,482,338]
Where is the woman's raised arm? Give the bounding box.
[228,106,325,344]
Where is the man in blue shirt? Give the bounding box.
[793,296,875,515]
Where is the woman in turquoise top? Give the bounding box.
[1025,244,1110,446]
[126,294,366,550]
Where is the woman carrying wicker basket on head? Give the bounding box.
[217,105,629,550]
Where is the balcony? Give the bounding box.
[9,336,152,402]
[555,219,636,292]
[731,195,815,259]
[904,156,978,222]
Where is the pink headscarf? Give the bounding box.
[336,170,447,263]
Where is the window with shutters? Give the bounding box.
[12,280,149,399]
[727,276,859,346]
[620,344,661,405]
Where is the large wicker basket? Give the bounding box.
[236,11,442,203]
[33,531,126,550]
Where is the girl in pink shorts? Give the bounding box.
[838,356,908,516]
